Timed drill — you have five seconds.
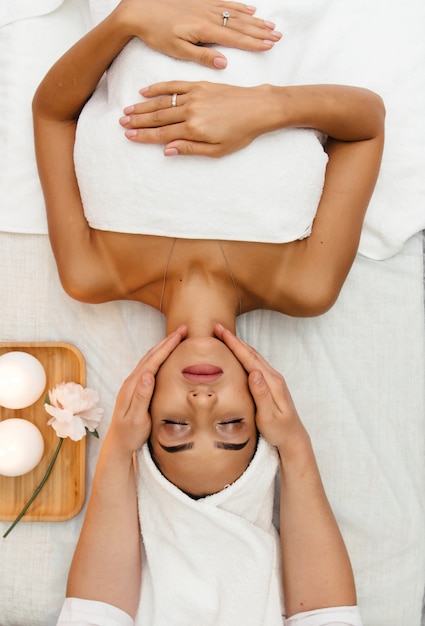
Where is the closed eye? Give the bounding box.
[217,418,245,435]
[162,420,189,435]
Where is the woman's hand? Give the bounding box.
[105,326,187,456]
[118,0,281,69]
[120,81,275,157]
[215,324,309,455]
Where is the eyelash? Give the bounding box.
[162,418,243,425]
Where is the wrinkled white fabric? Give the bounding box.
[77,0,425,258]
[56,598,363,626]
[0,0,89,232]
[1,0,425,258]
[57,598,133,626]
[0,0,65,26]
[1,233,424,625]
[75,0,327,245]
[135,437,283,626]
[285,605,363,625]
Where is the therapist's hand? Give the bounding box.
[105,326,187,456]
[215,324,310,458]
[118,0,281,69]
[120,81,276,157]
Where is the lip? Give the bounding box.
[182,364,223,383]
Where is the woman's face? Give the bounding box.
[149,337,258,497]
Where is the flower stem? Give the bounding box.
[2,437,64,538]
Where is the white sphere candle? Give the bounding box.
[0,418,45,477]
[0,351,47,409]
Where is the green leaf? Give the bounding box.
[85,427,99,439]
[3,438,64,538]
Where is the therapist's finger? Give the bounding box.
[121,371,155,437]
[126,371,155,413]
[215,324,287,397]
[108,370,154,451]
[247,369,278,412]
[118,326,187,411]
[215,324,276,374]
[130,326,186,378]
[248,366,302,449]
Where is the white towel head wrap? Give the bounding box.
[135,435,284,626]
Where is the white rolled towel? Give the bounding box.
[75,0,328,243]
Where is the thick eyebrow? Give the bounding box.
[159,439,250,454]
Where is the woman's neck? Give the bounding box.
[161,245,241,337]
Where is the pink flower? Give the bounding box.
[3,381,103,538]
[44,382,103,441]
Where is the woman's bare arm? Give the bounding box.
[32,1,280,302]
[121,82,385,315]
[33,9,136,301]
[272,84,385,315]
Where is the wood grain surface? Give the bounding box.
[0,343,86,521]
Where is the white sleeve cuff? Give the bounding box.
[285,605,363,626]
[56,598,134,626]
[56,599,362,626]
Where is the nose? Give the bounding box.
[187,388,217,407]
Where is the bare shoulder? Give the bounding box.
[63,230,176,306]
[224,239,339,317]
[222,240,295,314]
[64,233,340,317]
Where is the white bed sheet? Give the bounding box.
[0,0,425,625]
[0,232,424,626]
[1,0,425,259]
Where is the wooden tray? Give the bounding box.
[0,342,86,522]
